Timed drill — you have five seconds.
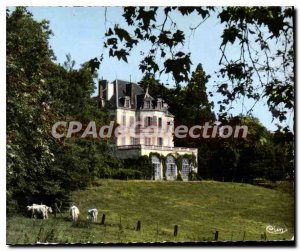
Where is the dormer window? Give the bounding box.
[144,100,151,109]
[143,88,154,110]
[124,96,131,108]
[157,102,162,109]
[157,99,162,110]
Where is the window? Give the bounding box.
[182,158,190,179]
[166,156,177,179]
[122,115,126,126]
[158,137,163,146]
[134,137,139,145]
[158,118,162,128]
[145,137,151,145]
[145,116,152,127]
[151,156,161,180]
[125,98,130,108]
[130,137,139,145]
[157,101,162,109]
[121,137,126,145]
[129,116,134,126]
[144,101,151,109]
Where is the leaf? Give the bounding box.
[149,35,156,43]
[218,9,231,23]
[221,26,241,45]
[105,28,114,36]
[175,51,185,57]
[195,8,210,19]
[88,58,101,73]
[173,30,185,44]
[114,49,129,63]
[248,29,256,34]
[107,38,118,45]
[114,26,131,42]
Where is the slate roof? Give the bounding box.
[105,79,173,116]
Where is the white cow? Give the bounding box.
[27,204,52,219]
[87,208,98,223]
[69,205,80,222]
[46,206,53,217]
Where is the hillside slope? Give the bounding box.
[7,179,294,244]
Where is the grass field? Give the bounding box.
[7,179,294,244]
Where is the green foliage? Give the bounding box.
[196,116,294,183]
[175,153,183,172]
[110,168,144,180]
[161,155,167,180]
[123,155,153,179]
[188,171,200,181]
[105,6,293,128]
[6,7,119,206]
[7,7,61,200]
[176,172,183,181]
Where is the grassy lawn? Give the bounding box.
[7,179,294,244]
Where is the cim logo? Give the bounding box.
[266,225,288,234]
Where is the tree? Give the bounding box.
[7,7,60,200]
[180,64,215,124]
[6,8,118,208]
[99,7,293,130]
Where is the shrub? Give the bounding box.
[111,168,144,180]
[177,172,183,181]
[188,171,201,181]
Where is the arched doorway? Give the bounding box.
[166,155,177,180]
[151,155,161,180]
[182,158,191,180]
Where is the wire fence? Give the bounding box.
[7,208,293,245]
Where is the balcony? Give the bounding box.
[115,144,197,153]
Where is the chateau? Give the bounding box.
[98,79,198,181]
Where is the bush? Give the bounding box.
[177,172,183,181]
[188,171,201,181]
[6,199,19,217]
[111,168,144,180]
[123,156,153,179]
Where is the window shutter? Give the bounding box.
[144,117,148,127]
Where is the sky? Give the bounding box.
[19,6,294,132]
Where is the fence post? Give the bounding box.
[136,220,141,231]
[214,230,219,241]
[101,214,106,225]
[119,215,123,230]
[242,231,246,241]
[261,232,267,241]
[174,225,178,237]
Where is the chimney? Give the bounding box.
[131,83,134,108]
[98,79,107,108]
[98,80,101,108]
[116,79,119,108]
